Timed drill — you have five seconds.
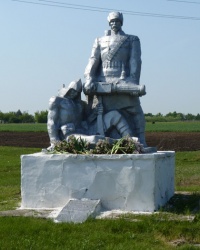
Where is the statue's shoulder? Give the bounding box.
[127,34,140,41]
[96,31,140,43]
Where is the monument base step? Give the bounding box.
[55,199,101,223]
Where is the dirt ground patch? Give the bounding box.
[0,131,200,151]
[146,132,200,151]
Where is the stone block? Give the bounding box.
[21,152,175,212]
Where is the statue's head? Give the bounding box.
[67,79,82,93]
[58,79,82,99]
[107,12,123,25]
[107,12,123,33]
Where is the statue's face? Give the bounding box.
[109,18,122,33]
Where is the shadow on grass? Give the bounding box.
[163,192,200,214]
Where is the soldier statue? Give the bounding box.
[83,12,147,146]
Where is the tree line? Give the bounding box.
[0,110,200,123]
[145,111,200,122]
[0,110,48,123]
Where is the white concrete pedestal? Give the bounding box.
[21,152,175,212]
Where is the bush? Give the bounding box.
[51,135,143,154]
[34,110,48,123]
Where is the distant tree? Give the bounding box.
[21,112,35,123]
[145,113,153,117]
[166,112,175,117]
[8,112,21,123]
[196,113,200,121]
[0,111,5,122]
[34,110,48,123]
[185,113,195,121]
[178,113,185,120]
[16,109,22,117]
[0,110,35,123]
[165,112,179,118]
[165,112,185,121]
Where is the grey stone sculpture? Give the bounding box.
[83,11,147,146]
[47,79,86,148]
[47,12,147,149]
[47,79,133,149]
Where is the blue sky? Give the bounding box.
[1,0,200,115]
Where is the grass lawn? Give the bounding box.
[0,146,200,249]
[146,121,200,132]
[0,123,47,132]
[176,151,200,192]
[1,121,200,132]
[0,147,40,211]
[0,215,200,250]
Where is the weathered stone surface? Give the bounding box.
[21,152,175,212]
[55,199,101,223]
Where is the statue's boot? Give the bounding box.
[135,130,147,147]
[127,106,147,147]
[103,110,132,137]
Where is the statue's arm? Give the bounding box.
[129,36,142,84]
[84,38,101,94]
[47,96,60,143]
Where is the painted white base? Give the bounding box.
[21,152,175,212]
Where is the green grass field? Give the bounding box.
[0,146,200,249]
[0,123,47,132]
[1,121,200,132]
[0,214,199,250]
[146,121,200,132]
[0,147,40,211]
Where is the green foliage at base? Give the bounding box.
[52,136,143,154]
[53,136,90,154]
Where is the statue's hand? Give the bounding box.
[83,80,96,95]
[61,123,75,136]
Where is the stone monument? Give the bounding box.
[47,11,147,149]
[21,12,175,223]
